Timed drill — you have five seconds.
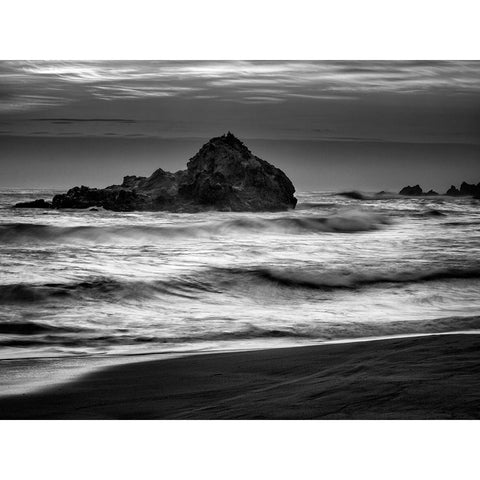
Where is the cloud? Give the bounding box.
[286,93,359,101]
[1,60,480,114]
[229,96,286,104]
[1,59,479,146]
[0,94,70,112]
[90,84,201,100]
[33,118,136,123]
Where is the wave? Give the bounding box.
[335,191,402,201]
[443,220,480,227]
[2,264,480,306]
[295,202,337,210]
[415,209,447,217]
[337,190,370,200]
[247,266,480,290]
[162,315,480,343]
[0,212,390,244]
[0,277,204,304]
[0,323,312,349]
[0,321,84,335]
[1,315,479,350]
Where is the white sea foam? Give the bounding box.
[1,190,479,362]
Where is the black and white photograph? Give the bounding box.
[1,1,479,478]
[2,58,480,419]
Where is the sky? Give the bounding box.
[1,60,479,191]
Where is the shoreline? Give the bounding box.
[1,330,477,397]
[1,332,480,419]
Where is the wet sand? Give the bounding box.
[1,333,479,419]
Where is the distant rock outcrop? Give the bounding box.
[459,181,480,197]
[446,185,461,196]
[399,185,423,196]
[15,133,297,212]
[398,182,479,197]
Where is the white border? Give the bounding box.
[1,1,479,479]
[1,0,479,59]
[1,421,479,480]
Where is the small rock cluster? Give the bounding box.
[399,182,480,198]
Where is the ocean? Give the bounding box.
[1,189,480,393]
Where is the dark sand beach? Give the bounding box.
[1,333,479,419]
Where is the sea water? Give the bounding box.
[1,189,480,391]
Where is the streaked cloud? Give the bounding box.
[0,94,70,112]
[0,61,479,144]
[91,84,198,101]
[1,60,480,114]
[227,96,285,104]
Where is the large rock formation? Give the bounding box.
[16,133,297,212]
[399,185,423,196]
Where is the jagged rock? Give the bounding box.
[177,133,296,211]
[459,182,475,195]
[16,133,297,212]
[399,185,423,196]
[446,185,461,196]
[444,182,480,197]
[52,186,144,211]
[14,199,52,209]
[425,190,439,196]
[459,181,480,197]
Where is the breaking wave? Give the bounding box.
[415,209,447,217]
[0,321,85,335]
[1,316,479,350]
[0,211,390,244]
[2,264,480,305]
[0,277,206,304]
[246,266,480,289]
